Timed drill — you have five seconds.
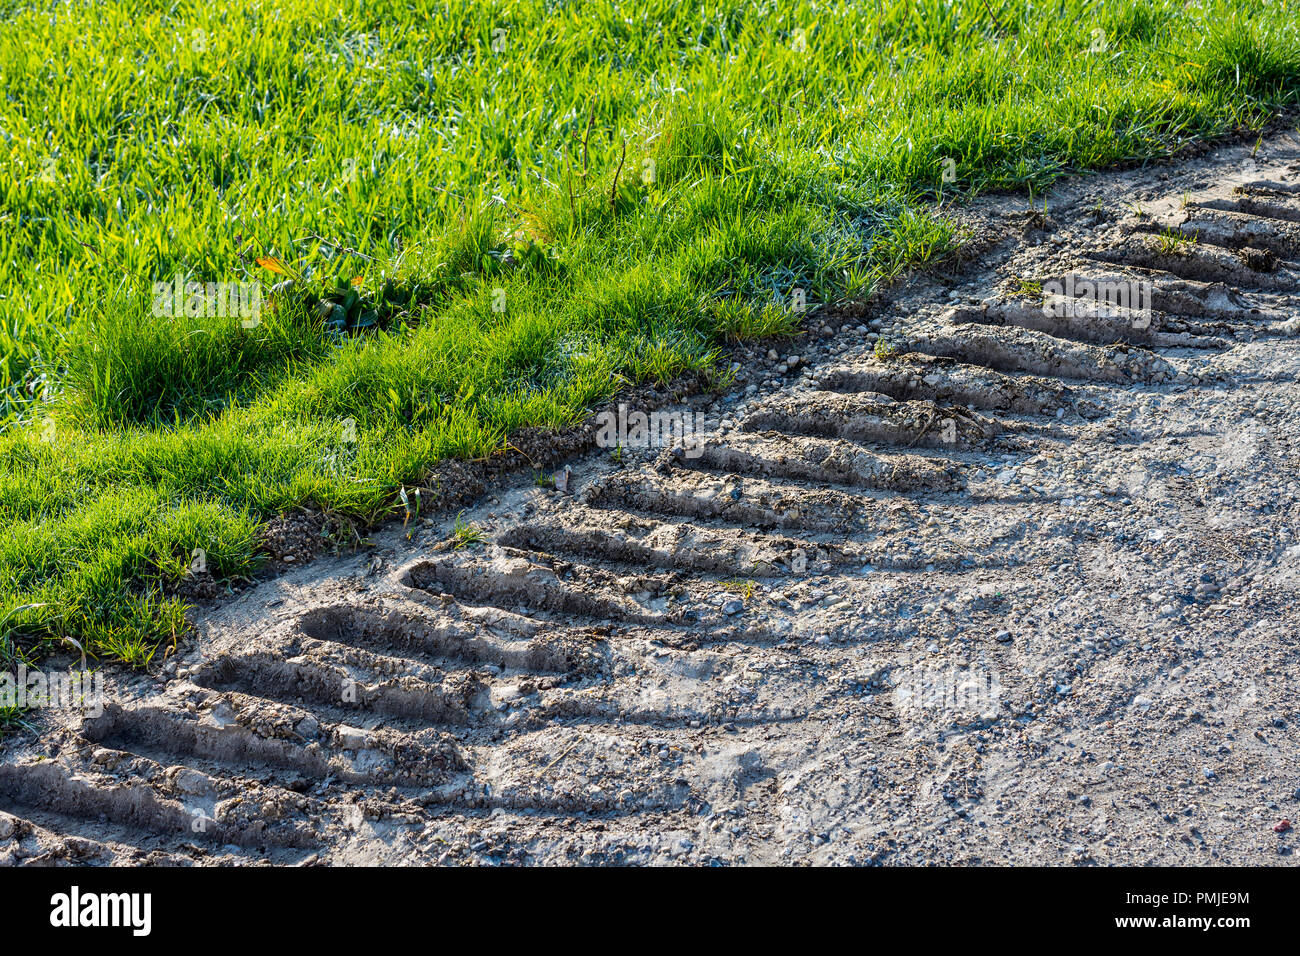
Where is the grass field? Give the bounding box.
[1,0,1299,670]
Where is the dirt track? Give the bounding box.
[4,131,1300,866]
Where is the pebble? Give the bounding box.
[173,768,216,795]
[336,725,370,750]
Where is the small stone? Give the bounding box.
[721,599,744,616]
[336,726,370,750]
[995,630,1012,643]
[173,768,216,796]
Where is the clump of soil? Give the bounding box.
[259,506,328,568]
[169,570,222,602]
[425,459,490,513]
[1239,246,1278,272]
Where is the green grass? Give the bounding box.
[1,0,1299,667]
[0,704,32,738]
[721,579,759,600]
[448,512,487,551]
